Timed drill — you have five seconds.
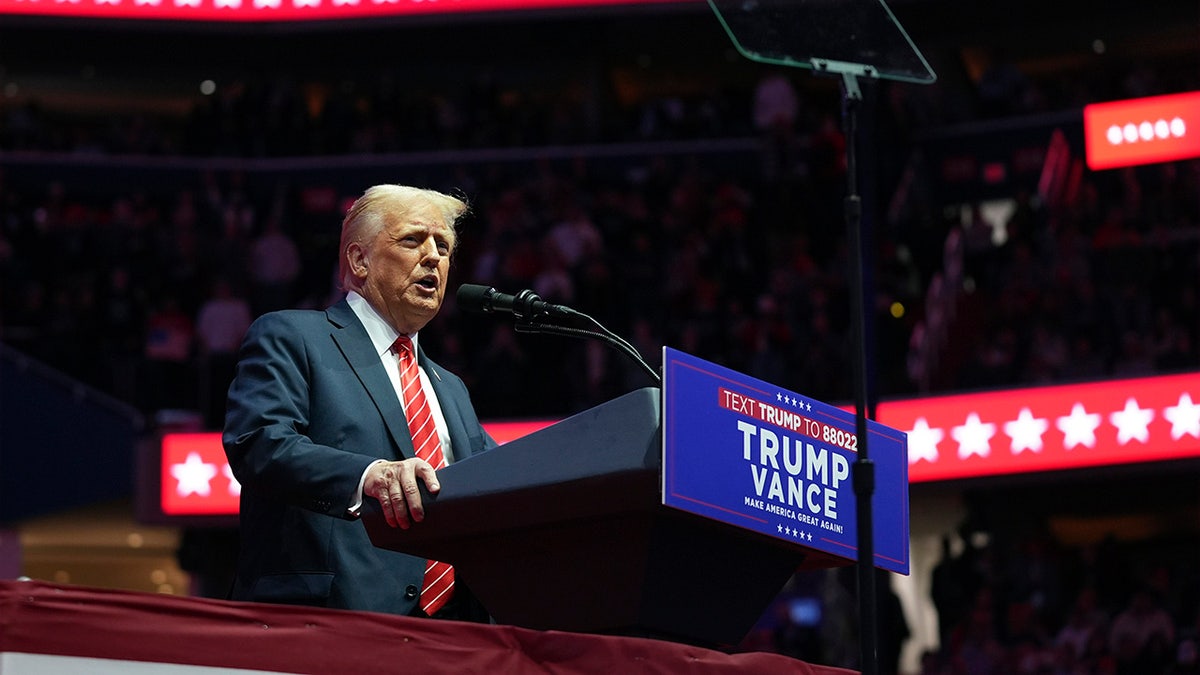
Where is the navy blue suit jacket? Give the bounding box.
[223,298,495,615]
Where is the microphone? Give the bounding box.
[456,284,571,319]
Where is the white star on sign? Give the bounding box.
[1110,397,1154,445]
[952,412,995,459]
[171,452,218,497]
[223,463,241,496]
[1004,407,1049,454]
[1164,392,1200,440]
[1056,403,1102,450]
[906,417,943,464]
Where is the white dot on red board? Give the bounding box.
[1171,117,1186,137]
[1139,121,1154,141]
[1107,125,1123,145]
[1155,119,1170,139]
[1123,123,1139,143]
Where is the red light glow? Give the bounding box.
[878,372,1200,483]
[1084,91,1200,170]
[156,372,1200,516]
[158,420,555,516]
[0,0,683,22]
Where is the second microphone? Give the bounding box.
[456,284,571,319]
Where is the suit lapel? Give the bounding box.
[327,300,416,460]
[420,348,480,462]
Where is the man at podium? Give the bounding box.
[223,184,496,621]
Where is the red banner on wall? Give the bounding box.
[879,372,1200,483]
[0,0,681,21]
[156,373,1200,516]
[1084,91,1200,170]
[159,419,554,517]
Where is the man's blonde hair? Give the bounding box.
[338,185,469,291]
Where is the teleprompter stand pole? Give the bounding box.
[702,4,935,668]
[839,70,878,675]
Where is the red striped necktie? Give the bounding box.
[393,335,454,616]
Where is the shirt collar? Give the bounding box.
[346,291,419,358]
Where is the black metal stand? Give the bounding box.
[702,4,935,669]
[839,70,878,675]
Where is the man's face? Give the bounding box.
[356,200,456,335]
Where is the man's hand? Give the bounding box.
[363,458,441,529]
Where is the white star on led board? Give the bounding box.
[171,452,218,497]
[223,463,241,496]
[906,417,943,464]
[1164,392,1200,440]
[1056,403,1102,450]
[952,412,995,459]
[1110,398,1154,445]
[1004,407,1049,454]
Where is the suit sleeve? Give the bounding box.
[223,313,377,518]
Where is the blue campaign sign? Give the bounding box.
[661,348,910,575]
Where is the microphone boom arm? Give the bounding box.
[514,308,662,387]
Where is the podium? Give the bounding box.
[363,387,836,647]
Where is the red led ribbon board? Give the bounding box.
[1084,91,1200,170]
[160,433,241,516]
[0,0,682,21]
[157,373,1200,516]
[159,420,554,516]
[878,372,1200,483]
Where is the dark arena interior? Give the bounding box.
[1,1,1199,672]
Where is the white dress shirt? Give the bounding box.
[345,291,455,516]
